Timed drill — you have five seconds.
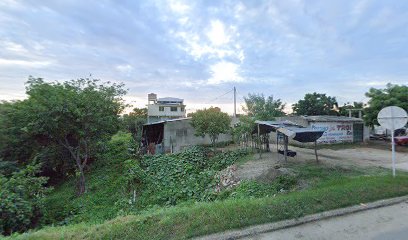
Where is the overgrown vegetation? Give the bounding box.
[126,146,248,207]
[0,77,126,196]
[0,164,50,236]
[39,136,249,227]
[41,132,134,226]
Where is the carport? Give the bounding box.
[255,121,325,162]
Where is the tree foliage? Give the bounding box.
[364,84,408,127]
[0,164,50,236]
[0,77,127,195]
[232,115,256,146]
[243,93,285,120]
[122,107,147,140]
[292,92,338,116]
[190,107,231,146]
[125,146,248,206]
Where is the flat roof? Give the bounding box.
[157,97,183,102]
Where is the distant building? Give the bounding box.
[147,93,186,123]
[276,115,370,144]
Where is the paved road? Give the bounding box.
[243,202,408,240]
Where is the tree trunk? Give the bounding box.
[60,138,88,196]
[78,166,86,195]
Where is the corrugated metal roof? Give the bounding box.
[301,115,363,122]
[144,117,191,126]
[255,120,303,127]
[254,120,324,142]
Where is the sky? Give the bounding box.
[0,0,407,114]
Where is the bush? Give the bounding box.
[0,164,51,236]
[124,146,249,208]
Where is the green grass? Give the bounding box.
[8,174,408,240]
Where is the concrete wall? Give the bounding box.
[162,119,231,153]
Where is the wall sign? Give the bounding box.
[310,122,353,144]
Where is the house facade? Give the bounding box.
[147,93,186,123]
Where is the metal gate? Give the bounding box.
[353,123,364,142]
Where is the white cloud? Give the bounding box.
[168,0,190,14]
[0,58,52,68]
[116,64,133,75]
[208,61,243,84]
[1,41,28,54]
[206,20,230,46]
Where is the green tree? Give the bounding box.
[233,115,256,148]
[190,107,231,147]
[243,93,285,120]
[364,84,408,127]
[122,107,147,139]
[0,100,38,167]
[0,163,50,236]
[0,100,70,181]
[122,107,147,155]
[23,77,126,195]
[292,92,338,116]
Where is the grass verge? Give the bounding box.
[8,174,408,240]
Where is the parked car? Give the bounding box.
[394,135,408,146]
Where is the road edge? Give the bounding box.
[195,195,408,240]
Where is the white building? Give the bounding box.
[147,93,186,123]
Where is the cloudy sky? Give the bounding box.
[1,0,407,114]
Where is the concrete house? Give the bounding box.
[276,115,369,144]
[142,118,232,154]
[147,93,186,123]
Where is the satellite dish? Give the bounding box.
[377,106,408,130]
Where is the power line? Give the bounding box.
[204,89,234,104]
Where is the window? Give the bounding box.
[171,107,177,112]
[176,129,187,137]
[181,107,185,112]
[159,106,164,111]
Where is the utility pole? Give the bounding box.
[233,86,236,117]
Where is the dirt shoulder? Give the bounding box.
[234,143,408,182]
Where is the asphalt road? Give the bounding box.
[243,202,408,240]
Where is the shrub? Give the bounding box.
[0,164,51,236]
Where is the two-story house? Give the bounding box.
[147,93,186,123]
